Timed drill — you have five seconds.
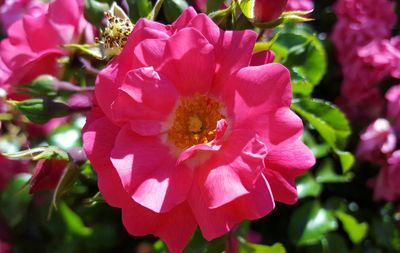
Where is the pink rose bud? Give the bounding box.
[357,119,396,164]
[254,0,288,23]
[29,159,68,193]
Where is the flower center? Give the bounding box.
[99,11,133,56]
[168,95,225,148]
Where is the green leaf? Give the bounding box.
[238,0,254,19]
[296,172,322,198]
[302,130,331,158]
[291,98,351,150]
[207,0,224,13]
[83,192,105,207]
[59,202,93,237]
[335,211,368,244]
[84,0,109,25]
[0,174,32,227]
[127,0,152,22]
[163,0,188,22]
[147,0,165,20]
[181,229,225,253]
[52,162,80,209]
[154,240,169,253]
[334,149,355,173]
[63,43,105,60]
[322,233,350,253]
[289,200,338,246]
[271,31,326,95]
[316,159,353,183]
[253,32,282,54]
[240,242,286,253]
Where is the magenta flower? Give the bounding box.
[357,119,396,164]
[386,85,400,133]
[0,0,93,93]
[0,0,46,31]
[332,0,397,121]
[358,37,400,80]
[83,8,314,253]
[286,0,314,12]
[372,151,400,202]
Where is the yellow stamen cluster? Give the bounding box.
[168,95,225,149]
[99,11,133,56]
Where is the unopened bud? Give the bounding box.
[254,0,288,23]
[29,159,68,193]
[18,75,93,98]
[9,98,71,124]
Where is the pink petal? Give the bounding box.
[188,14,257,92]
[217,64,291,129]
[95,24,170,121]
[191,130,267,209]
[110,126,192,213]
[171,7,197,30]
[122,202,197,253]
[264,169,298,204]
[23,14,62,52]
[6,50,62,85]
[189,175,274,240]
[265,107,304,146]
[159,28,215,96]
[82,110,131,208]
[266,140,315,177]
[46,0,82,42]
[134,38,167,68]
[112,67,178,135]
[250,50,275,66]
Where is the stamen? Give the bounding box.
[100,11,133,56]
[168,95,224,148]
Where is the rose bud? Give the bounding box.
[254,0,288,23]
[29,159,68,193]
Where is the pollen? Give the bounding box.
[99,11,133,56]
[168,95,225,149]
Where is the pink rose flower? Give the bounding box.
[0,0,46,31]
[29,159,67,193]
[372,150,400,202]
[386,85,400,133]
[286,0,314,12]
[83,8,314,253]
[332,0,397,121]
[0,0,93,94]
[358,37,400,80]
[356,119,396,164]
[333,0,396,46]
